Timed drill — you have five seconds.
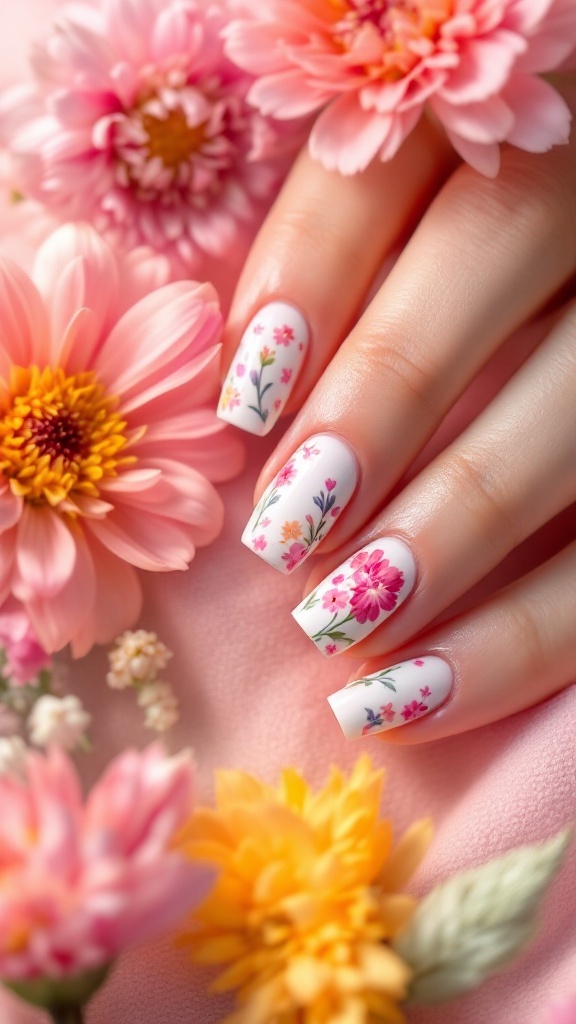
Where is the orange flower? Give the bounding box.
[281,520,303,543]
[177,756,433,1024]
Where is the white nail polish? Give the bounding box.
[291,537,416,656]
[242,434,358,573]
[217,302,309,436]
[327,656,453,740]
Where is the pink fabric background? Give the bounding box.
[1,3,576,1022]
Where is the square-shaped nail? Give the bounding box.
[217,301,309,436]
[242,434,358,573]
[327,656,453,739]
[291,537,416,656]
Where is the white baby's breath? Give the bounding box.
[0,735,27,779]
[107,630,172,690]
[137,681,179,732]
[394,830,571,1004]
[28,694,91,751]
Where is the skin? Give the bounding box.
[222,76,576,743]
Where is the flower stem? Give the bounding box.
[51,1007,84,1024]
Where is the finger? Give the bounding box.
[325,540,576,743]
[290,300,576,656]
[253,80,576,551]
[217,119,454,435]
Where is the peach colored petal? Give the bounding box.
[25,527,96,653]
[86,507,195,571]
[70,532,142,656]
[14,504,77,601]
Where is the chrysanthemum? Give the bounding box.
[0,223,243,655]
[225,0,576,177]
[0,0,296,277]
[177,755,432,1024]
[0,745,211,991]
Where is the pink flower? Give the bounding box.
[302,444,320,459]
[0,224,243,656]
[380,703,395,722]
[276,461,297,486]
[414,659,425,666]
[260,517,271,528]
[253,324,265,335]
[0,744,211,982]
[325,478,336,491]
[420,685,432,698]
[273,325,295,346]
[401,700,429,721]
[280,367,292,384]
[0,0,297,280]
[349,551,404,623]
[252,535,267,551]
[331,506,341,518]
[321,588,348,611]
[0,598,51,686]
[325,643,337,655]
[281,541,307,571]
[235,363,246,377]
[332,574,345,585]
[225,0,576,178]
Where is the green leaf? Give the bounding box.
[326,631,352,643]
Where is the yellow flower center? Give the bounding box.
[332,0,452,81]
[142,107,206,169]
[0,366,135,508]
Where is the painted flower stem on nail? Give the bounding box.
[252,487,280,531]
[247,348,276,424]
[345,666,402,692]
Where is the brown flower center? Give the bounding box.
[142,108,206,169]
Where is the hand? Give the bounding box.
[218,76,576,744]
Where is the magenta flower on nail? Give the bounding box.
[292,537,416,655]
[273,325,295,346]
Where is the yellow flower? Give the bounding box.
[176,756,433,1024]
[281,520,303,543]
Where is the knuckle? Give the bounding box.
[354,332,440,421]
[439,450,520,552]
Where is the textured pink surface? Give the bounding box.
[1,5,575,1021]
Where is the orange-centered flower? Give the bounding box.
[0,367,134,508]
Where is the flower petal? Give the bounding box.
[14,505,77,600]
[87,506,195,571]
[0,258,49,382]
[70,531,142,655]
[310,94,394,174]
[25,526,96,653]
[503,74,572,151]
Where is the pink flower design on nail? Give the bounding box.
[252,535,267,551]
[325,478,336,491]
[273,324,295,346]
[380,703,395,722]
[401,700,429,721]
[325,643,337,656]
[281,368,292,384]
[276,461,297,486]
[305,514,314,526]
[414,659,425,666]
[349,550,404,623]
[420,686,431,698]
[274,399,282,411]
[235,363,246,376]
[332,574,345,585]
[260,517,271,528]
[253,324,264,335]
[281,541,307,571]
[331,507,341,518]
[321,588,348,611]
[302,444,320,459]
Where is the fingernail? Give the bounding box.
[242,434,358,573]
[327,656,453,740]
[217,301,309,436]
[291,537,416,656]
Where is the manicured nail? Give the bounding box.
[242,434,358,573]
[327,656,453,740]
[217,301,309,436]
[291,537,416,656]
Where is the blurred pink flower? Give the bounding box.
[0,598,51,686]
[350,553,403,622]
[225,0,576,177]
[0,744,211,982]
[0,0,297,281]
[0,224,243,656]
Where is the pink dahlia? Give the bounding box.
[0,0,296,279]
[225,0,576,177]
[0,223,243,656]
[0,598,51,687]
[0,744,211,984]
[350,551,403,622]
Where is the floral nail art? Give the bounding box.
[327,657,453,740]
[292,537,416,655]
[242,434,357,574]
[217,302,309,436]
